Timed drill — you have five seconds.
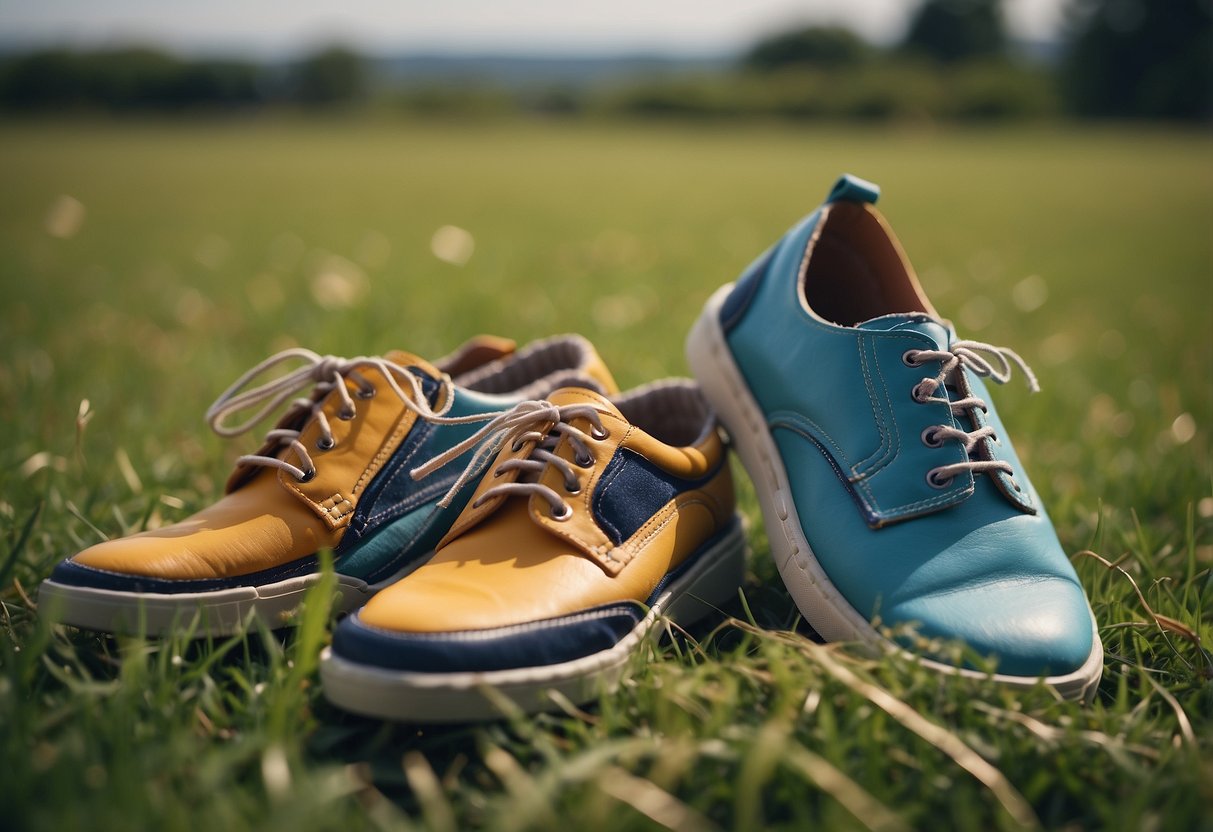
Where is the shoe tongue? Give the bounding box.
[382,350,443,381]
[857,313,952,349]
[545,386,624,420]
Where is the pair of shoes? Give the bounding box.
[40,174,1102,720]
[40,334,620,635]
[42,333,743,720]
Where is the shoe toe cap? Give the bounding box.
[889,575,1095,678]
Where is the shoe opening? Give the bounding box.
[612,380,714,448]
[456,335,605,398]
[800,202,936,327]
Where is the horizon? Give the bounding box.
[0,0,1068,59]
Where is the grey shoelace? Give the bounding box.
[205,349,490,483]
[411,399,609,518]
[904,339,1039,490]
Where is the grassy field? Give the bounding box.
[0,118,1209,831]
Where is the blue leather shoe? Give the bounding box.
[687,174,1102,700]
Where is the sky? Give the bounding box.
[0,1,1070,56]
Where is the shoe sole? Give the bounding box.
[687,284,1103,702]
[37,559,426,638]
[318,518,749,722]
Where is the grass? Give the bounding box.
[0,117,1210,831]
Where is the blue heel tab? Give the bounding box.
[827,174,880,205]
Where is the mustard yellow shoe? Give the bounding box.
[319,382,746,722]
[39,335,618,636]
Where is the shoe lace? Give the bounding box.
[205,349,489,483]
[904,339,1039,489]
[410,399,609,517]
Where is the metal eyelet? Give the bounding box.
[552,503,572,521]
[316,436,335,451]
[338,407,356,421]
[492,467,506,478]
[564,479,581,495]
[298,468,317,483]
[910,383,929,404]
[510,439,525,453]
[590,425,610,440]
[921,427,943,448]
[902,350,921,367]
[356,387,376,400]
[925,470,952,489]
[575,453,594,468]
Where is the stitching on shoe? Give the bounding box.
[852,333,896,476]
[352,402,414,497]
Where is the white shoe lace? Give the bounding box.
[410,399,609,517]
[903,339,1039,490]
[205,349,493,483]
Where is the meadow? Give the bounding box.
[0,118,1209,831]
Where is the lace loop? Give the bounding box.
[410,399,608,512]
[906,339,1038,488]
[204,349,493,483]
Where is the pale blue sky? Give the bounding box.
[0,0,1068,56]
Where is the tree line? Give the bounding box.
[0,0,1207,121]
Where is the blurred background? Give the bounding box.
[0,0,1209,527]
[0,0,1209,120]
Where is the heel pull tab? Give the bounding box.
[827,174,880,205]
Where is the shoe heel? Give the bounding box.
[659,518,748,627]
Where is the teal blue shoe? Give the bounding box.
[687,174,1102,700]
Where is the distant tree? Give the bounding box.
[289,46,368,106]
[0,49,87,109]
[1061,0,1212,120]
[0,47,264,111]
[902,0,1006,63]
[743,26,870,71]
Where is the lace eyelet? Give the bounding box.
[921,427,943,448]
[902,350,921,367]
[925,470,952,489]
[510,439,525,453]
[575,453,594,468]
[298,468,317,483]
[564,480,581,496]
[910,384,929,404]
[492,467,506,478]
[551,503,572,521]
[590,425,610,441]
[356,387,376,400]
[316,436,335,451]
[338,408,356,421]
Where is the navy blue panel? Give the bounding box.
[338,421,457,552]
[719,247,774,334]
[332,603,645,672]
[50,554,320,594]
[337,367,458,554]
[592,448,722,546]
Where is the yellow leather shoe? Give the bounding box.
[39,335,618,636]
[319,382,746,722]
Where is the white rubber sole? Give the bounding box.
[687,284,1103,703]
[318,519,749,722]
[37,559,424,638]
